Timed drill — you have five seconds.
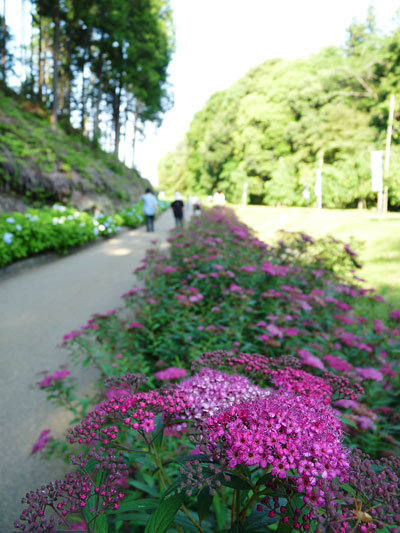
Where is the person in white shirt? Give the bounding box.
[141,188,158,232]
[213,191,226,205]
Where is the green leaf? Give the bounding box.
[112,512,150,524]
[340,416,358,429]
[108,498,159,513]
[219,474,252,491]
[144,492,185,533]
[95,514,108,533]
[197,487,213,523]
[244,510,280,532]
[176,453,211,463]
[129,479,159,497]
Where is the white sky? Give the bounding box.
[5,0,400,186]
[135,0,400,186]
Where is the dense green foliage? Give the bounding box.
[0,90,148,205]
[0,200,169,267]
[159,10,400,209]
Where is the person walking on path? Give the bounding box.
[141,188,158,232]
[171,192,185,227]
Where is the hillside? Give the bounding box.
[159,19,400,209]
[0,90,149,214]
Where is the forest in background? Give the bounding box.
[158,8,400,209]
[0,0,174,162]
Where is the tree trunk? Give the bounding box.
[51,0,60,127]
[1,0,6,82]
[38,17,43,103]
[113,81,121,156]
[132,100,139,168]
[80,71,86,133]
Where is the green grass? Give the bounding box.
[235,205,400,308]
[0,91,146,206]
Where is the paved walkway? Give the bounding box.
[0,210,175,531]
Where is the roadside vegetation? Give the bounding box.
[15,207,400,533]
[236,206,400,309]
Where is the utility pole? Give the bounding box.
[315,150,324,211]
[382,94,395,213]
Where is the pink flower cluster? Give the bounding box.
[262,261,291,277]
[15,447,127,531]
[31,429,51,454]
[323,354,353,372]
[39,370,71,388]
[67,389,192,445]
[202,392,349,501]
[155,367,188,381]
[271,368,332,402]
[192,350,271,377]
[176,368,269,423]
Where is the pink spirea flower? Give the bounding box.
[285,327,299,337]
[240,265,257,272]
[105,389,131,400]
[31,429,51,454]
[373,319,386,334]
[356,415,376,431]
[272,368,332,402]
[261,261,290,277]
[63,330,81,341]
[126,321,145,329]
[266,323,284,338]
[335,399,359,409]
[176,369,269,423]
[202,392,348,500]
[68,390,192,445]
[355,367,383,382]
[323,354,353,373]
[389,310,400,322]
[297,349,325,371]
[71,521,87,530]
[154,367,188,381]
[39,370,71,388]
[334,315,354,325]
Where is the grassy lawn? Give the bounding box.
[235,206,400,309]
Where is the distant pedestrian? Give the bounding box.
[213,191,226,205]
[171,192,185,227]
[141,188,158,232]
[192,195,202,216]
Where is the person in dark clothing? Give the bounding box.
[171,192,184,227]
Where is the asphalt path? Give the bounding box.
[0,210,176,531]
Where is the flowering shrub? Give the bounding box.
[15,207,400,532]
[0,200,169,268]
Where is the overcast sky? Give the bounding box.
[5,0,400,186]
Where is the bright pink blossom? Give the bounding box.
[126,321,145,329]
[202,392,348,500]
[389,310,400,322]
[355,367,383,382]
[31,429,51,454]
[297,349,325,371]
[39,370,71,388]
[154,367,188,381]
[323,354,353,373]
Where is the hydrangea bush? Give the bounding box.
[16,207,400,532]
[0,200,170,268]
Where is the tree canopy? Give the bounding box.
[159,10,400,209]
[2,0,174,162]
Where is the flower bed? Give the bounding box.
[0,201,169,268]
[15,207,400,532]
